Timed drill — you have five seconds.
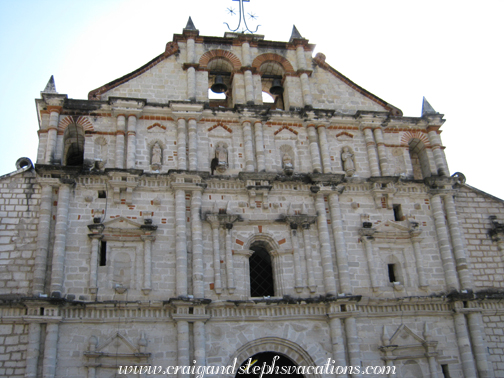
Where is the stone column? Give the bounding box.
[430,194,459,290]
[142,235,154,293]
[254,121,265,172]
[314,194,337,295]
[373,127,389,176]
[329,317,348,377]
[302,224,316,293]
[187,118,198,171]
[210,221,222,294]
[467,312,493,378]
[363,128,380,177]
[244,70,255,104]
[175,189,188,296]
[361,236,379,290]
[25,322,41,378]
[126,115,137,169]
[427,128,449,176]
[43,323,59,378]
[290,224,303,292]
[115,115,126,169]
[242,121,255,172]
[38,113,50,163]
[34,184,53,294]
[191,191,204,298]
[328,192,351,294]
[177,118,187,170]
[194,321,206,368]
[225,224,235,294]
[411,236,427,288]
[318,126,332,173]
[296,46,313,106]
[307,125,322,173]
[50,183,71,296]
[444,194,473,290]
[344,317,362,378]
[453,312,477,378]
[427,355,438,378]
[177,320,190,378]
[45,109,60,164]
[89,235,102,292]
[187,67,196,101]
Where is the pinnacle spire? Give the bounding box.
[43,75,57,93]
[290,25,303,42]
[421,97,437,116]
[185,16,196,31]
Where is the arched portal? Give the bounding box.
[235,352,304,377]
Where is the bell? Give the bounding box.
[211,75,228,93]
[269,78,284,95]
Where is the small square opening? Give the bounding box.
[393,204,403,221]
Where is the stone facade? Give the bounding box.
[0,21,503,378]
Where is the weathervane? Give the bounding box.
[224,0,260,34]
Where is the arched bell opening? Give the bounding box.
[408,138,430,180]
[235,352,305,377]
[207,58,234,108]
[259,61,285,110]
[63,123,85,166]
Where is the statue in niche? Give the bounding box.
[282,153,294,175]
[341,147,356,176]
[212,142,228,174]
[151,142,162,170]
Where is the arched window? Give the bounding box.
[236,352,304,377]
[63,123,84,166]
[408,138,430,179]
[249,242,274,297]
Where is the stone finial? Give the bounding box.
[421,97,437,116]
[43,75,57,93]
[381,325,390,346]
[290,25,303,42]
[185,17,197,31]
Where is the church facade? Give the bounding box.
[0,19,503,378]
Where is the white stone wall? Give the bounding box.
[0,171,39,294]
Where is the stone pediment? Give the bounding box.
[88,217,157,240]
[361,220,421,240]
[102,217,143,231]
[389,324,425,347]
[97,332,139,355]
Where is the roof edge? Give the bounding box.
[459,183,504,203]
[312,53,403,117]
[87,42,179,100]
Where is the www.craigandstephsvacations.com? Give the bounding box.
[118,356,396,376]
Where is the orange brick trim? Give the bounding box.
[200,118,239,124]
[147,123,167,130]
[400,131,431,147]
[336,132,354,138]
[312,54,402,116]
[198,50,242,70]
[251,53,295,74]
[208,123,232,133]
[265,122,303,127]
[47,106,62,114]
[139,115,174,121]
[273,125,298,136]
[88,42,179,100]
[236,239,244,246]
[327,126,359,131]
[58,115,94,133]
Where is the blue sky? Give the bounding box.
[1,0,503,199]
